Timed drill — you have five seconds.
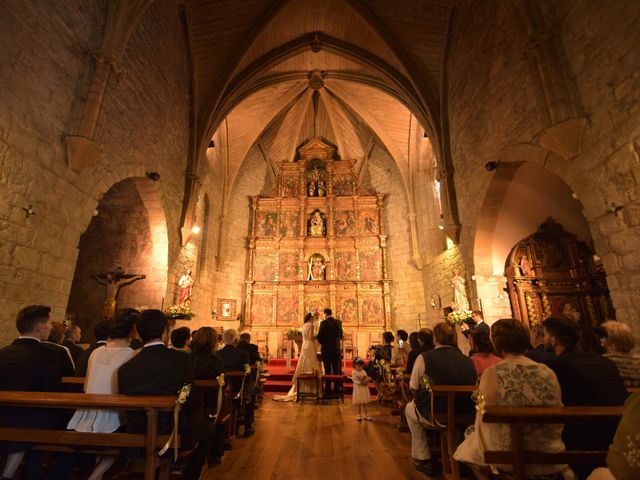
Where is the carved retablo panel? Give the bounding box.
[251,294,274,325]
[245,139,390,334]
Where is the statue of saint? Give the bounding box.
[92,268,146,320]
[451,268,469,310]
[178,268,194,306]
[519,255,533,276]
[308,210,325,236]
[307,255,326,281]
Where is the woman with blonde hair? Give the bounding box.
[600,320,640,388]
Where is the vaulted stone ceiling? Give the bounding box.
[185,0,451,203]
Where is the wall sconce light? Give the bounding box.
[438,213,445,230]
[191,225,201,234]
[22,205,36,218]
[208,140,215,148]
[146,171,160,181]
[484,161,499,171]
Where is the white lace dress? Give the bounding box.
[273,322,320,402]
[454,356,568,477]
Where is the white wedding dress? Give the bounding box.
[273,321,320,402]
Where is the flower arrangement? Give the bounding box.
[286,328,302,339]
[165,305,194,320]
[446,309,472,325]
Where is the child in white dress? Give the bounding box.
[351,357,372,421]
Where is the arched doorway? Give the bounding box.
[66,177,168,337]
[474,160,595,322]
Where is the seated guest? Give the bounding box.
[75,320,110,377]
[406,329,435,374]
[190,327,225,464]
[238,332,261,365]
[542,316,628,478]
[44,321,75,376]
[216,329,256,437]
[405,322,477,476]
[524,322,557,367]
[0,305,64,480]
[455,319,568,479]
[191,327,224,386]
[469,329,501,377]
[63,324,83,363]
[392,329,409,367]
[587,392,640,480]
[405,332,421,374]
[171,326,191,352]
[66,312,137,480]
[118,309,217,480]
[369,331,394,397]
[599,320,640,388]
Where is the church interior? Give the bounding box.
[1,0,639,479]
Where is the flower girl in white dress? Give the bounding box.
[351,357,372,420]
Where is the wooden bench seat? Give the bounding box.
[296,374,320,403]
[0,390,178,480]
[428,385,477,480]
[482,405,625,480]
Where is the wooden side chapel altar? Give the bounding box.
[243,139,391,352]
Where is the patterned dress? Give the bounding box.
[454,357,568,477]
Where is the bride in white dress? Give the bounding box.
[274,312,320,402]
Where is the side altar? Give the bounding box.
[243,139,391,357]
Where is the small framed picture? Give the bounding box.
[217,298,236,318]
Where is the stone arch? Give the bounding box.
[473,149,592,321]
[66,176,168,336]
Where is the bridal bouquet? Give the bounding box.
[446,309,472,325]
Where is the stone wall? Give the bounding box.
[367,145,426,332]
[0,0,191,345]
[212,146,271,328]
[445,1,640,337]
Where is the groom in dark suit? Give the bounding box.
[316,308,343,395]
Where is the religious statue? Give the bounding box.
[92,267,146,320]
[308,210,325,236]
[306,165,326,197]
[519,255,534,276]
[178,268,194,306]
[307,254,326,281]
[451,268,469,310]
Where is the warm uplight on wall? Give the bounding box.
[191,225,201,234]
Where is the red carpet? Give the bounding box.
[263,358,376,395]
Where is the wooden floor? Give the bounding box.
[203,395,433,480]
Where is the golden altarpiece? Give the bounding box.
[505,218,614,349]
[243,139,391,355]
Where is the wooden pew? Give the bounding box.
[396,373,413,431]
[224,370,252,435]
[429,385,477,480]
[482,405,624,480]
[0,391,177,480]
